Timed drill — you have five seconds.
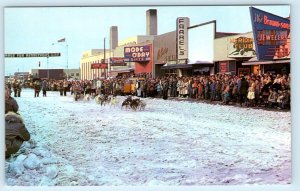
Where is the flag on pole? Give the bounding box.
[57,38,65,43]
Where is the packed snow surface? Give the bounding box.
[5,89,291,186]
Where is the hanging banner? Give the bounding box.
[249,7,290,60]
[176,17,189,60]
[5,53,61,58]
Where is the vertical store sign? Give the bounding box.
[249,7,290,60]
[176,17,190,61]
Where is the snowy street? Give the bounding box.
[5,88,291,186]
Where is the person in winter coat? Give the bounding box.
[162,80,169,100]
[63,80,69,96]
[155,82,162,97]
[268,88,278,108]
[34,80,41,97]
[5,111,31,158]
[239,76,249,106]
[42,79,48,97]
[5,87,19,114]
[12,79,18,97]
[16,81,22,97]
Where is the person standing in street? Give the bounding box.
[162,80,169,100]
[239,76,249,106]
[63,80,68,96]
[12,79,18,97]
[34,80,41,97]
[42,79,48,97]
[16,81,22,97]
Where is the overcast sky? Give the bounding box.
[4,5,290,76]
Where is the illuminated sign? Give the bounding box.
[124,45,151,62]
[176,17,189,60]
[250,7,290,60]
[228,36,256,57]
[5,53,61,58]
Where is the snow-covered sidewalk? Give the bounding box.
[5,88,291,186]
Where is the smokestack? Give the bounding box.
[146,9,157,35]
[110,26,118,50]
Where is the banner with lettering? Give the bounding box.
[227,34,256,57]
[176,17,189,60]
[109,57,127,66]
[249,7,290,60]
[124,45,151,62]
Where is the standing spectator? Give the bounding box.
[277,90,290,109]
[162,80,169,100]
[155,81,162,97]
[222,83,231,104]
[34,80,41,97]
[171,78,178,97]
[16,81,22,97]
[12,79,18,97]
[204,79,210,100]
[182,79,189,98]
[268,88,278,108]
[63,80,68,96]
[239,76,249,106]
[142,81,147,98]
[247,82,255,107]
[192,80,198,99]
[177,78,183,97]
[210,79,216,101]
[58,81,64,96]
[197,81,204,100]
[136,80,142,97]
[261,78,272,106]
[42,79,48,97]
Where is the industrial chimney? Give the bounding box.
[146,9,157,35]
[110,26,118,50]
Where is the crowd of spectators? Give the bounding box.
[6,72,291,110]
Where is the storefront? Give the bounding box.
[245,7,291,75]
[214,31,256,75]
[153,31,177,77]
[242,57,290,75]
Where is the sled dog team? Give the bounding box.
[74,93,146,111]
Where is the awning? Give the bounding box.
[154,61,166,65]
[242,59,290,66]
[109,68,134,76]
[161,62,214,70]
[161,64,192,70]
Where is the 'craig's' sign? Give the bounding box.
[124,45,151,62]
